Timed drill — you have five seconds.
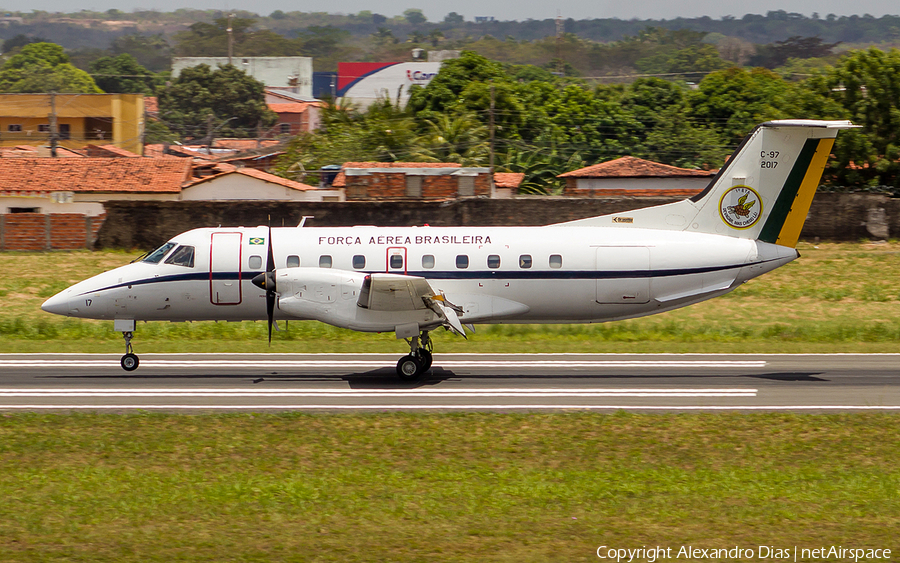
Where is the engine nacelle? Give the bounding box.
[274,268,442,333]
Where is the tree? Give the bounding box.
[0,42,100,93]
[409,111,489,165]
[372,27,399,46]
[750,36,842,68]
[403,9,427,25]
[444,12,464,25]
[689,67,792,144]
[1,34,48,53]
[156,64,277,141]
[173,17,298,57]
[111,34,172,73]
[298,26,350,58]
[811,48,900,187]
[89,54,159,94]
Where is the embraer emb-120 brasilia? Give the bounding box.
[42,120,856,378]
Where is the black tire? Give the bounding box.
[121,353,139,372]
[396,354,422,380]
[417,349,433,371]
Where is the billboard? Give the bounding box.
[336,62,442,107]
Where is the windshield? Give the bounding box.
[164,245,195,268]
[141,242,177,264]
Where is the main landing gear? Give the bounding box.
[121,331,139,371]
[396,330,433,380]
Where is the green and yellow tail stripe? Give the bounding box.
[758,137,835,248]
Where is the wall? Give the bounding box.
[565,177,710,197]
[344,172,492,200]
[92,193,900,249]
[0,213,103,250]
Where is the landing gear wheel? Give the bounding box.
[397,355,423,380]
[121,353,139,371]
[417,349,433,372]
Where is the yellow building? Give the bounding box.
[0,93,143,154]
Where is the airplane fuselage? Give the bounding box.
[43,224,798,330]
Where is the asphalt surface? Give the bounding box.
[0,353,897,411]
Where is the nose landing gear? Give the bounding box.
[121,331,139,371]
[396,330,433,380]
[115,319,140,371]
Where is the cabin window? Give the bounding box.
[7,124,21,132]
[319,255,332,268]
[519,255,532,269]
[390,254,404,269]
[142,242,176,264]
[165,245,195,268]
[286,255,300,268]
[549,254,563,269]
[352,255,366,269]
[487,255,501,269]
[248,255,262,270]
[456,255,469,269]
[422,255,435,269]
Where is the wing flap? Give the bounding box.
[362,273,434,311]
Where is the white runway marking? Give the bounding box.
[0,387,759,398]
[0,359,767,368]
[1,405,900,411]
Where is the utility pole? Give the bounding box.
[49,91,58,157]
[227,13,234,66]
[555,11,564,76]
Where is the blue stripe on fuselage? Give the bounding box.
[72,258,780,298]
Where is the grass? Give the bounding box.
[0,412,897,562]
[5,241,900,353]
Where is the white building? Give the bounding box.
[172,57,313,97]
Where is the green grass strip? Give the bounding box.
[0,412,897,562]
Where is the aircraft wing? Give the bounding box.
[360,273,435,311]
[359,273,467,337]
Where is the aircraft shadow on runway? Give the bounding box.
[43,368,828,389]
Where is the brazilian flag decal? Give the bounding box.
[249,237,265,245]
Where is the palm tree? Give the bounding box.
[409,111,489,166]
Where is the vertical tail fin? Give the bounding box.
[690,120,855,247]
[559,120,856,247]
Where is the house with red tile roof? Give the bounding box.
[0,158,192,214]
[0,158,192,250]
[267,102,322,135]
[85,144,141,158]
[333,162,493,200]
[182,168,343,202]
[492,172,525,198]
[558,156,716,197]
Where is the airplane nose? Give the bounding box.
[41,292,71,316]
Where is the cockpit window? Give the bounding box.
[141,242,176,264]
[164,245,195,268]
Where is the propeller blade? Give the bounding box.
[265,224,276,345]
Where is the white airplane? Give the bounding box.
[42,119,855,378]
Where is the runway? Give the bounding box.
[0,353,897,412]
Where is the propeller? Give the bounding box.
[251,224,277,344]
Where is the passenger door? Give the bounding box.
[210,232,242,305]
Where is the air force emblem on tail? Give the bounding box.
[719,186,762,229]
